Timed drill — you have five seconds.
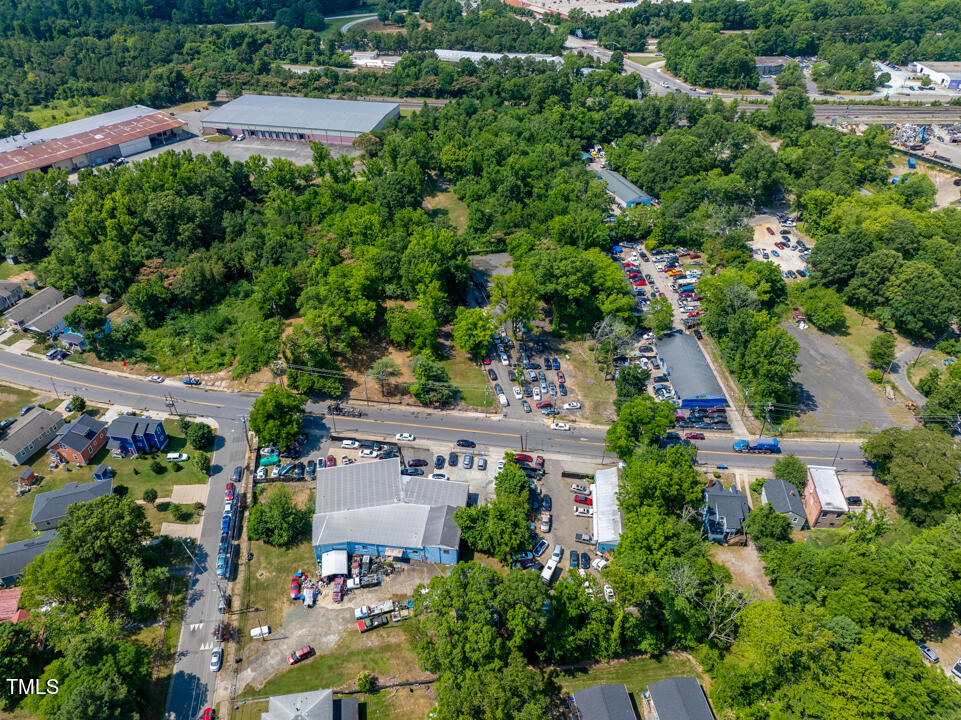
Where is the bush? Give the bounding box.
[357,671,375,693]
[195,452,211,475]
[69,395,86,413]
[750,478,767,494]
[142,488,158,504]
[866,369,883,384]
[150,460,166,474]
[169,504,190,521]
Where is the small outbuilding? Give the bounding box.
[320,550,348,578]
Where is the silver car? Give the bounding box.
[463,453,473,469]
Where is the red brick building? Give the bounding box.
[47,414,107,465]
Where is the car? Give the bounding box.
[287,645,314,665]
[462,453,473,469]
[562,402,581,410]
[210,647,223,672]
[202,708,216,720]
[408,458,428,467]
[395,432,415,441]
[662,80,670,87]
[556,370,566,384]
[19,405,35,416]
[515,453,533,463]
[231,466,243,483]
[559,384,568,397]
[574,506,593,517]
[552,358,560,371]
[435,455,445,469]
[478,457,488,471]
[551,544,563,562]
[540,513,551,532]
[182,377,201,385]
[570,483,590,494]
[570,550,579,568]
[574,494,593,506]
[341,439,360,449]
[535,400,552,409]
[693,329,703,339]
[917,642,939,664]
[548,382,557,396]
[512,386,523,399]
[604,585,615,603]
[765,226,775,235]
[147,375,164,383]
[497,460,505,473]
[359,449,377,458]
[532,387,542,401]
[953,658,961,680]
[534,455,545,470]
[533,538,549,556]
[483,356,491,365]
[448,452,458,467]
[542,494,551,512]
[326,454,336,467]
[522,400,532,413]
[429,473,448,481]
[167,453,189,462]
[487,369,497,381]
[306,459,316,478]
[845,496,863,506]
[580,553,590,570]
[550,422,571,431]
[401,467,424,476]
[685,432,705,440]
[771,250,780,257]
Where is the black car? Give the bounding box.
[569,551,579,568]
[639,252,649,261]
[542,495,552,512]
[487,369,497,381]
[559,384,567,396]
[0,418,15,432]
[378,451,399,459]
[693,329,703,340]
[846,496,863,506]
[456,439,476,448]
[306,460,316,478]
[408,459,428,467]
[401,468,424,476]
[435,455,445,470]
[292,462,305,479]
[527,363,541,370]
[580,554,590,570]
[448,452,458,467]
[232,466,243,482]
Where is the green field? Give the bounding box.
[424,190,469,233]
[21,99,104,129]
[441,351,494,409]
[626,54,664,66]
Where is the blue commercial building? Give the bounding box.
[597,169,655,208]
[106,416,168,455]
[312,458,468,565]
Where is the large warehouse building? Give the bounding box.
[201,95,400,145]
[0,106,186,183]
[656,330,728,409]
[912,62,961,90]
[312,458,467,564]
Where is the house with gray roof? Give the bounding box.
[0,281,23,311]
[0,531,57,586]
[30,478,112,531]
[760,478,806,531]
[260,687,358,720]
[3,286,63,329]
[573,683,638,720]
[48,413,107,465]
[0,408,64,466]
[702,482,749,544]
[647,677,715,720]
[312,458,467,565]
[25,294,85,336]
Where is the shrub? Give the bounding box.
[750,478,767,494]
[357,671,375,693]
[69,395,86,413]
[150,460,166,474]
[866,369,883,384]
[142,488,158,504]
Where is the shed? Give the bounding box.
[92,463,113,481]
[320,550,349,578]
[17,466,36,485]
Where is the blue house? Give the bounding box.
[106,416,168,456]
[312,458,467,565]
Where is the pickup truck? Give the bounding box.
[357,614,390,633]
[354,600,394,620]
[732,437,780,454]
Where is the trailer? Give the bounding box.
[357,614,390,633]
[354,600,395,621]
[732,437,780,454]
[390,600,414,622]
[346,573,381,590]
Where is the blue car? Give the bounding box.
[221,517,231,532]
[401,468,424,476]
[182,377,201,386]
[552,358,560,371]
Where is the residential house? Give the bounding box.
[0,408,64,466]
[702,482,750,543]
[260,687,358,720]
[0,531,56,586]
[30,478,113,531]
[47,413,107,465]
[0,281,24,311]
[647,677,715,720]
[0,587,29,624]
[760,478,806,531]
[25,294,85,337]
[59,332,85,351]
[106,415,168,455]
[572,684,638,720]
[3,286,63,330]
[803,465,848,528]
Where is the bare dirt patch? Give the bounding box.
[837,472,895,513]
[710,544,775,600]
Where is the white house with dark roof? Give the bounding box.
[0,408,64,466]
[0,281,23,311]
[702,482,749,544]
[573,683,638,720]
[760,478,806,531]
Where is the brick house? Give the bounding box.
[803,465,849,528]
[47,414,108,465]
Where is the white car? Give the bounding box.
[592,557,609,571]
[574,507,594,517]
[661,81,670,88]
[270,466,281,478]
[512,386,522,399]
[210,646,223,672]
[341,440,360,449]
[584,581,595,599]
[166,453,189,462]
[430,473,448,481]
[255,466,267,480]
[550,422,571,431]
[359,449,377,458]
[395,433,415,442]
[498,393,509,407]
[562,402,581,410]
[497,460,505,472]
[500,353,509,366]
[604,585,615,603]
[570,483,591,495]
[147,375,164,383]
[532,387,542,401]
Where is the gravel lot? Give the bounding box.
[749,222,810,275]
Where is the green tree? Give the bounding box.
[356,671,375,693]
[141,488,157,505]
[247,486,307,547]
[454,501,530,564]
[741,326,800,406]
[647,296,674,336]
[618,444,703,516]
[744,503,793,552]
[249,383,306,451]
[884,261,957,338]
[409,354,456,406]
[195,452,211,475]
[0,623,50,711]
[69,395,86,413]
[122,277,170,329]
[451,307,496,359]
[868,332,896,369]
[64,303,106,336]
[797,285,847,333]
[368,357,400,394]
[614,363,650,409]
[775,61,805,90]
[772,453,807,489]
[254,266,298,319]
[185,422,213,450]
[489,273,542,336]
[605,395,677,459]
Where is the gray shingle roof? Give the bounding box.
[572,684,638,720]
[656,331,726,404]
[3,287,63,324]
[27,295,85,333]
[0,531,57,581]
[261,687,332,720]
[648,677,715,720]
[0,281,20,301]
[762,478,804,518]
[703,483,749,533]
[49,413,106,453]
[203,95,399,135]
[107,415,163,438]
[30,478,112,526]
[0,408,63,457]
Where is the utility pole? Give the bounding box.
[50,378,59,399]
[239,415,252,452]
[758,402,772,437]
[362,374,369,406]
[832,443,841,467]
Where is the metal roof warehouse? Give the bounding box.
[596,169,654,208]
[201,95,400,145]
[656,330,727,409]
[0,105,186,183]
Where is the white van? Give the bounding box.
[249,625,272,639]
[341,439,360,449]
[166,452,188,462]
[541,558,558,584]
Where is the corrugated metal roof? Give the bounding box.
[314,458,467,513]
[656,331,726,404]
[596,169,653,205]
[202,94,399,134]
[0,109,184,179]
[593,466,622,547]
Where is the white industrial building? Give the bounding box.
[593,465,623,554]
[912,62,961,90]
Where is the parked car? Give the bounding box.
[326,455,336,467]
[574,507,593,517]
[182,377,201,386]
[210,647,223,672]
[533,538,548,557]
[522,400,532,413]
[513,386,523,399]
[448,452,458,467]
[685,432,705,440]
[407,458,428,467]
[550,422,571,431]
[487,369,497,381]
[429,473,448,481]
[552,358,560,370]
[556,371,566,384]
[401,468,424,476]
[604,585,615,603]
[287,645,314,665]
[536,400,553,409]
[562,402,581,410]
[435,455,445,469]
[395,432,415,441]
[569,550,579,568]
[147,375,164,383]
[542,493,551,511]
[19,405,35,416]
[478,457,488,471]
[559,384,568,397]
[306,460,316,478]
[570,483,590,494]
[341,439,360,449]
[359,449,377,458]
[456,439,476,448]
[918,642,939,664]
[534,455,545,470]
[574,494,593,506]
[463,453,473,469]
[845,496,863,506]
[166,453,189,462]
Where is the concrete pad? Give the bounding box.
[160,521,202,540]
[170,484,209,505]
[9,339,33,353]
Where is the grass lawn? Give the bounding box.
[441,351,493,409]
[833,306,909,369]
[906,348,949,388]
[626,54,663,65]
[0,332,23,346]
[203,133,231,142]
[0,263,27,280]
[557,340,616,424]
[423,190,469,234]
[557,653,705,708]
[0,384,40,420]
[237,484,316,652]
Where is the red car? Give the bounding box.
[515,453,533,463]
[634,279,647,286]
[689,252,700,259]
[326,455,335,466]
[622,261,636,268]
[201,709,215,720]
[535,401,553,409]
[287,645,314,665]
[556,371,565,384]
[483,357,491,365]
[766,226,775,235]
[408,458,428,467]
[685,432,705,440]
[290,576,301,600]
[574,494,593,506]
